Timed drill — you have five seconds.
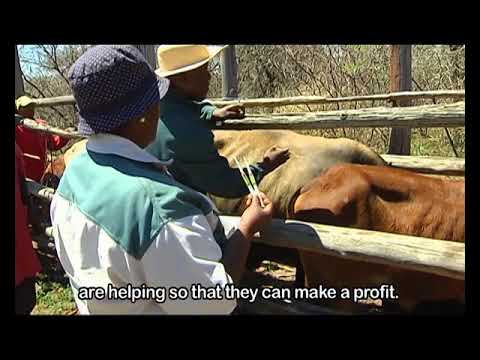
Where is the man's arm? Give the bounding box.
[199,102,246,123]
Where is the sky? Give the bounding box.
[17,45,163,77]
[18,45,43,76]
[17,45,74,77]
[17,44,225,77]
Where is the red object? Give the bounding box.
[15,118,69,182]
[15,143,42,287]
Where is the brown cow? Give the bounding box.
[292,164,465,314]
[212,130,388,281]
[212,130,388,217]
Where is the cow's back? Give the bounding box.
[212,130,387,217]
[294,164,465,241]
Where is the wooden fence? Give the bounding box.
[31,90,465,108]
[19,90,465,176]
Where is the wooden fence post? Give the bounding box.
[221,45,239,99]
[388,45,412,155]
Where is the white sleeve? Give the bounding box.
[141,214,237,315]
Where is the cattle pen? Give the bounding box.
[18,86,465,315]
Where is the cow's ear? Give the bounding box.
[292,178,364,228]
[296,182,356,216]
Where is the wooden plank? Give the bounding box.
[388,45,412,155]
[220,45,239,99]
[211,90,465,108]
[382,154,465,176]
[20,102,464,136]
[19,118,85,139]
[32,95,75,108]
[30,90,465,109]
[218,102,465,130]
[219,216,465,281]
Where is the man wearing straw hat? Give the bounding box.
[50,45,274,315]
[147,45,290,198]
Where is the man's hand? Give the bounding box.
[239,192,273,239]
[260,146,290,173]
[212,104,245,121]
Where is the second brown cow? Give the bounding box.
[292,164,465,314]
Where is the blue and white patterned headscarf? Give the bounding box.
[68,45,169,135]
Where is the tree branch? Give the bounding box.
[22,72,67,121]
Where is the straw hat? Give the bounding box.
[155,45,227,77]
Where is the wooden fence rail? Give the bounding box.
[31,90,465,109]
[382,155,465,176]
[20,118,86,140]
[19,102,465,135]
[219,102,465,130]
[243,217,465,281]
